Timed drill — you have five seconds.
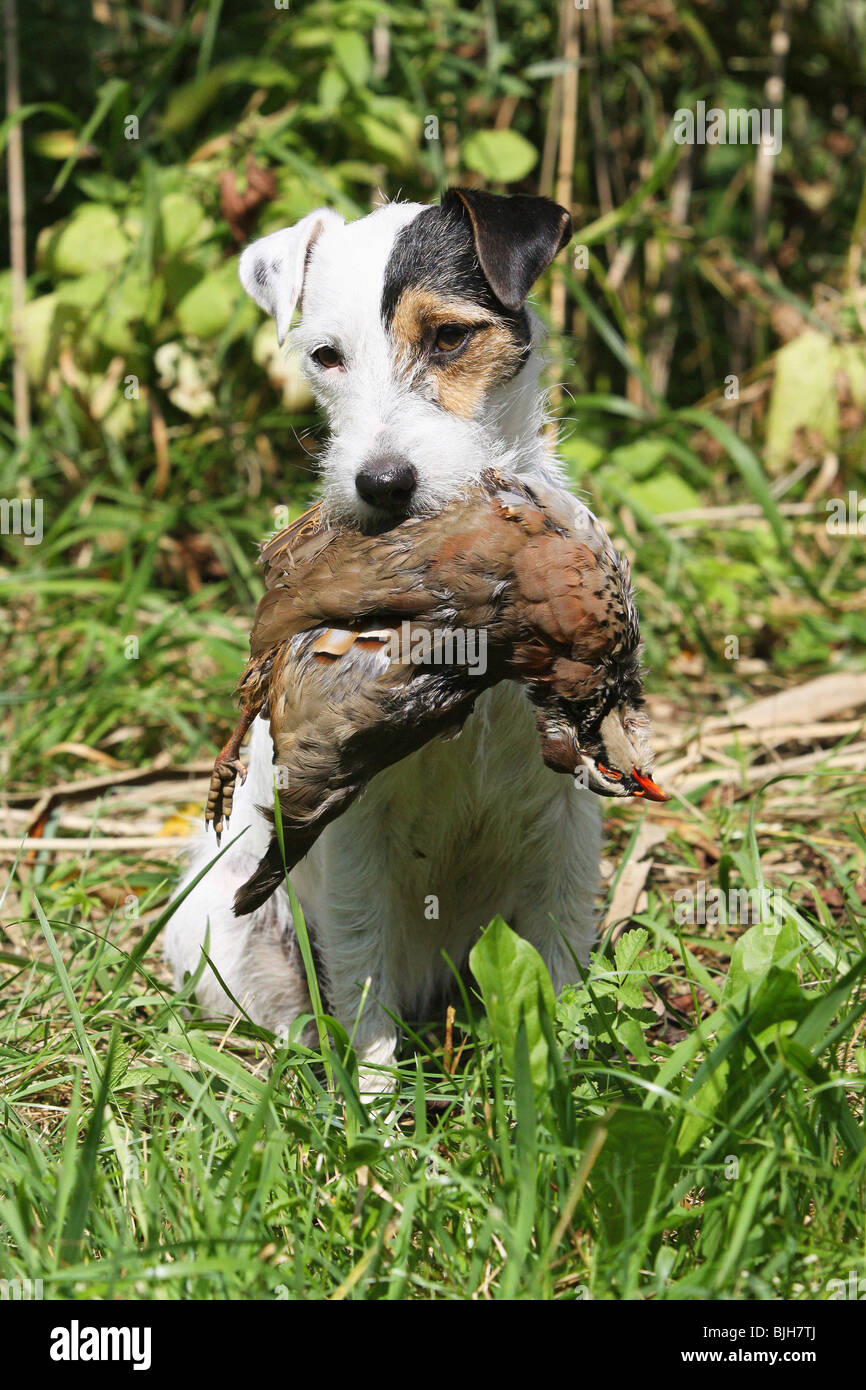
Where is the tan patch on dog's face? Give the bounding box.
[389,286,526,418]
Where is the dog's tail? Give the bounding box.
[233,835,286,916]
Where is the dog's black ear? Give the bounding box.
[442,188,572,312]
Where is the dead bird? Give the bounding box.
[206,469,668,915]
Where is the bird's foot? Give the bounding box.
[205,757,248,845]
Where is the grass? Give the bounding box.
[0,833,865,1300]
[1,369,866,1299]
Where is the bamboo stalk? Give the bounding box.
[550,0,580,339]
[539,0,567,199]
[646,148,693,400]
[734,0,791,379]
[752,0,791,262]
[4,0,30,438]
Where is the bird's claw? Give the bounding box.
[205,757,248,845]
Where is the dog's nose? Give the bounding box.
[355,455,417,513]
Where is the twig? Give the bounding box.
[3,759,216,805]
[659,743,866,796]
[0,836,191,854]
[652,500,821,525]
[146,387,171,497]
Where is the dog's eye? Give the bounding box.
[433,323,471,354]
[311,345,343,370]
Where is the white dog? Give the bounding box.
[165,189,602,1089]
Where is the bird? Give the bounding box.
[205,470,669,915]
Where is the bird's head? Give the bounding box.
[534,655,670,803]
[518,514,669,803]
[574,703,669,801]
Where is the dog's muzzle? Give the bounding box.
[355,453,418,515]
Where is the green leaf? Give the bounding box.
[55,269,113,309]
[613,927,650,974]
[0,101,80,158]
[618,1015,653,1065]
[159,193,210,255]
[469,917,556,1100]
[355,113,417,170]
[318,67,349,115]
[43,204,130,276]
[765,331,839,471]
[161,59,293,134]
[678,963,809,1154]
[579,1108,671,1242]
[625,469,701,515]
[30,129,81,160]
[332,31,371,88]
[462,129,538,183]
[559,434,605,474]
[607,437,669,478]
[723,912,800,1003]
[18,294,60,384]
[175,262,245,339]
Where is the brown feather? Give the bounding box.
[211,471,656,914]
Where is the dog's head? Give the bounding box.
[240,189,572,526]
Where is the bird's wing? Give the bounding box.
[259,502,336,585]
[252,466,636,674]
[234,620,495,914]
[494,482,635,701]
[250,497,511,659]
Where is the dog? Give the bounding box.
[164,188,602,1090]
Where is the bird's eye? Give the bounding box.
[433,323,471,354]
[311,345,343,369]
[596,761,622,780]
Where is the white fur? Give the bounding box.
[165,199,602,1091]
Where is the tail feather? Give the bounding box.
[233,837,286,916]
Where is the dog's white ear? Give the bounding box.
[239,208,344,344]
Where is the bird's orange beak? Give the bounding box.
[631,769,671,802]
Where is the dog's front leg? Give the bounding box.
[313,923,399,1096]
[510,776,603,989]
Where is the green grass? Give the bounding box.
[1,839,865,1300]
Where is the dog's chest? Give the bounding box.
[291,681,563,928]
